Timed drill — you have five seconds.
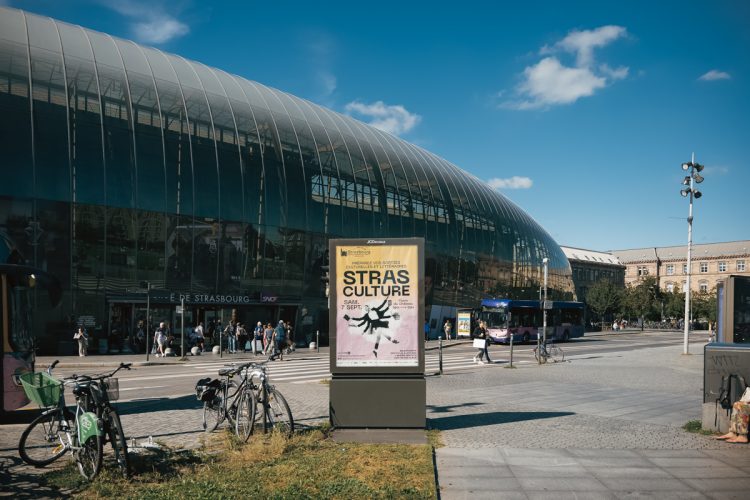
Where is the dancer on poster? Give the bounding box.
[343,297,401,358]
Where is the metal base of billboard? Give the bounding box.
[330,375,426,428]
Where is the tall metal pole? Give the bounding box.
[145,282,151,362]
[180,296,185,359]
[543,258,549,345]
[683,154,695,355]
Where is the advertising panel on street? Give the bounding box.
[457,310,473,338]
[332,239,422,369]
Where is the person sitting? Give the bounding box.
[715,399,749,444]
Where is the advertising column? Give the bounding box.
[329,238,425,428]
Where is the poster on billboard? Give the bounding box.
[334,241,420,368]
[457,310,472,338]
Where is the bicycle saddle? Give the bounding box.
[218,367,235,376]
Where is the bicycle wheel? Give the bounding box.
[106,409,130,478]
[203,395,224,433]
[224,380,240,426]
[75,426,102,480]
[235,390,257,442]
[19,408,72,466]
[548,344,565,363]
[264,387,294,437]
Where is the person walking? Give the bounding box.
[263,323,274,355]
[424,320,431,342]
[443,320,453,341]
[74,326,88,357]
[253,321,263,355]
[155,322,168,357]
[225,321,236,354]
[237,323,248,353]
[269,320,286,361]
[473,320,492,364]
[194,322,205,352]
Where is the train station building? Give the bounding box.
[0,6,574,353]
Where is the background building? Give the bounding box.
[0,7,574,353]
[561,246,625,325]
[612,241,750,293]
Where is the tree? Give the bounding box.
[586,279,623,324]
[663,290,685,320]
[692,288,717,324]
[622,276,660,330]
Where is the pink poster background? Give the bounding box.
[335,245,419,367]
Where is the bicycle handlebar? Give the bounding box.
[66,362,132,383]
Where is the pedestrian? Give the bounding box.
[135,320,145,353]
[253,321,263,355]
[155,322,168,357]
[443,320,453,341]
[285,322,295,353]
[237,323,248,353]
[194,321,205,351]
[225,321,236,354]
[424,320,431,342]
[269,320,286,361]
[263,323,274,355]
[194,321,206,352]
[473,320,491,364]
[73,326,88,357]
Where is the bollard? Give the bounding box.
[438,336,443,374]
[316,330,320,353]
[509,331,514,368]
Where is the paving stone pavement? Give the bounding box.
[3,337,749,499]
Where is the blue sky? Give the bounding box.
[8,0,750,251]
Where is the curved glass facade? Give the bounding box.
[0,7,573,348]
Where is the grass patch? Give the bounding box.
[45,427,435,499]
[425,429,444,449]
[683,420,716,436]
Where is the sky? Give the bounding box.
[7,0,750,251]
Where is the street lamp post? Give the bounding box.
[538,258,549,364]
[679,154,704,355]
[141,281,151,361]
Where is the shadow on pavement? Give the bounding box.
[428,410,575,430]
[427,402,484,414]
[115,394,202,416]
[0,456,69,499]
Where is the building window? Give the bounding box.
[700,262,708,273]
[666,264,674,275]
[718,261,727,272]
[699,281,709,293]
[683,264,688,274]
[666,282,674,293]
[738,260,746,272]
[637,266,649,276]
[682,281,687,292]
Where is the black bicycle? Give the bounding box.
[18,361,132,479]
[240,362,293,439]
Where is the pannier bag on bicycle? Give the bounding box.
[195,378,221,402]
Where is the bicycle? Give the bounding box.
[18,361,132,479]
[237,362,293,440]
[533,338,565,364]
[196,362,249,434]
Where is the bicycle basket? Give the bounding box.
[195,377,218,402]
[19,372,61,408]
[103,378,119,401]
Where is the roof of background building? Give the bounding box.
[560,246,624,266]
[611,240,750,263]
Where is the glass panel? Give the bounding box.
[86,31,135,209]
[165,213,193,292]
[58,23,105,206]
[166,55,218,219]
[0,36,33,197]
[0,8,28,44]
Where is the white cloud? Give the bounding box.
[703,165,729,175]
[698,70,731,81]
[546,25,627,67]
[101,0,189,44]
[488,176,534,190]
[133,18,189,44]
[504,25,629,110]
[344,100,421,136]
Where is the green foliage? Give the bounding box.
[585,279,623,321]
[622,276,661,323]
[682,419,715,435]
[692,289,717,322]
[663,290,686,319]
